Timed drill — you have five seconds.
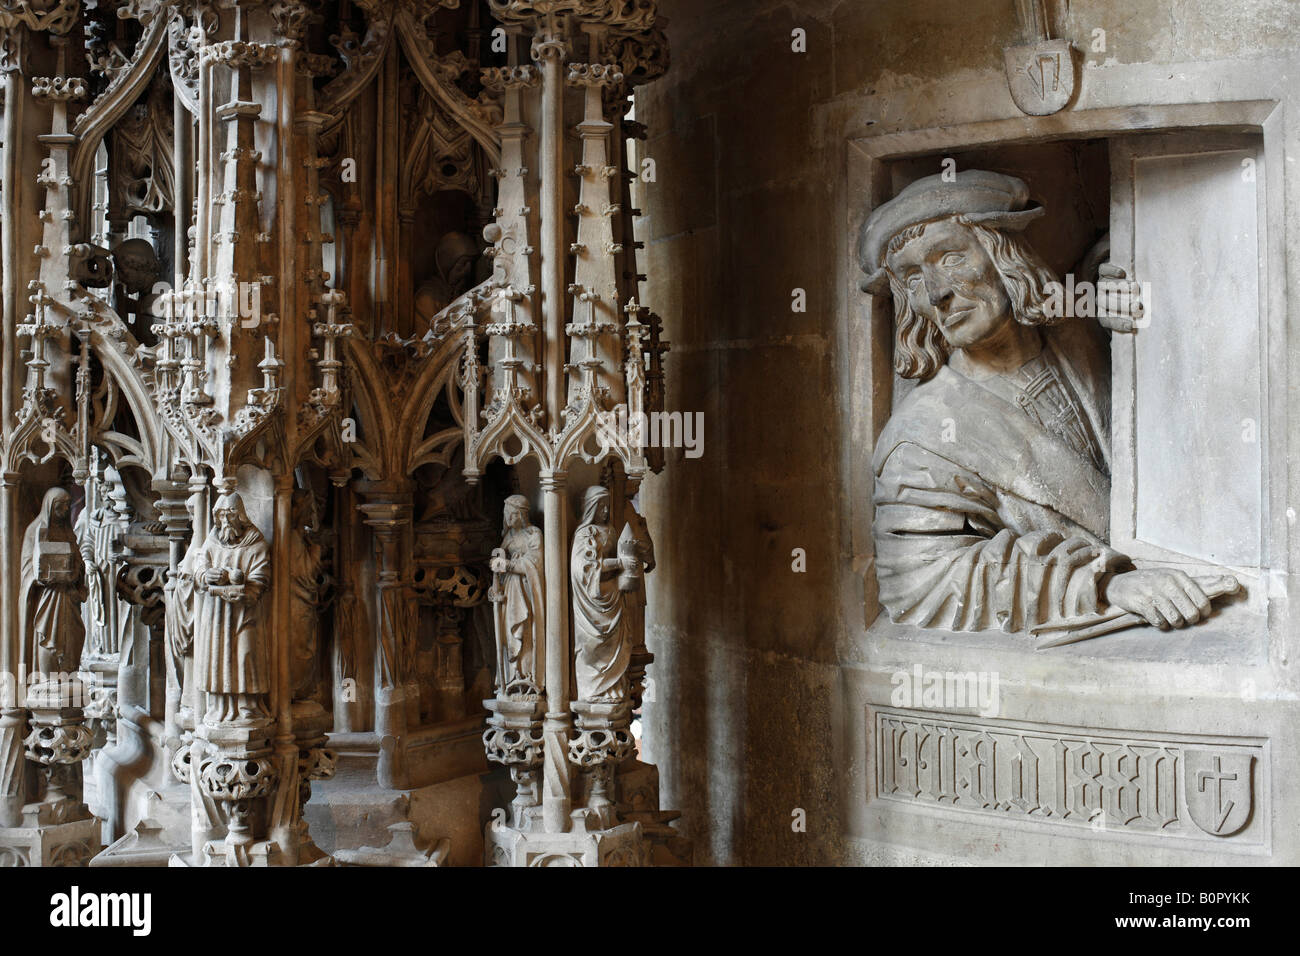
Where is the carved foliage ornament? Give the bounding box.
[198,752,276,801]
[0,0,80,34]
[270,0,313,43]
[486,0,657,33]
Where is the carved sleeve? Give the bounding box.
[506,528,543,574]
[245,540,272,589]
[873,442,1129,632]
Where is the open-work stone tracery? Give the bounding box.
[0,0,683,868]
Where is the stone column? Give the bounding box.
[540,472,572,832]
[155,477,192,746]
[268,474,300,861]
[0,473,22,828]
[360,495,415,789]
[536,31,567,427]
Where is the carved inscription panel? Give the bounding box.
[871,707,1265,844]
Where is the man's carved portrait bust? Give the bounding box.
[860,170,1234,641]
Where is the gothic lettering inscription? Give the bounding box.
[872,708,1262,843]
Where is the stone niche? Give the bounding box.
[843,100,1292,865]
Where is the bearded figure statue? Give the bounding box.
[192,492,272,725]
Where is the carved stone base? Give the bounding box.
[173,836,333,868]
[0,813,101,867]
[334,821,450,866]
[485,814,649,867]
[306,762,511,867]
[89,787,193,867]
[613,759,693,866]
[90,817,176,867]
[167,838,283,868]
[378,715,489,791]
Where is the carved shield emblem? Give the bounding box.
[1184,750,1253,837]
[1003,39,1076,115]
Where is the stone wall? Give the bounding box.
[636,0,1300,865]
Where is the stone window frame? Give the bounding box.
[842,100,1289,648]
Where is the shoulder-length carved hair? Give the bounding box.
[886,216,1060,381]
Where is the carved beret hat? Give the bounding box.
[858,169,1044,293]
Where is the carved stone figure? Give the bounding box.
[21,488,88,675]
[620,503,655,705]
[0,0,677,868]
[167,503,205,727]
[571,486,636,703]
[192,493,272,724]
[860,170,1236,638]
[111,236,162,335]
[289,491,329,702]
[414,231,480,323]
[490,495,545,695]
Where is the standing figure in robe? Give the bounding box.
[21,488,88,677]
[571,486,635,704]
[167,526,202,721]
[490,495,545,695]
[192,492,271,724]
[859,169,1225,635]
[289,491,330,702]
[620,503,655,705]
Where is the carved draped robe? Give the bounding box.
[20,496,87,676]
[289,531,327,699]
[495,525,545,689]
[20,524,87,674]
[872,320,1129,632]
[193,527,272,697]
[168,535,201,662]
[571,522,630,703]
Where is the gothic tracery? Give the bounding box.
[0,0,677,868]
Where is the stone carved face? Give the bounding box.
[436,232,479,295]
[214,507,245,544]
[885,218,1013,352]
[503,501,527,531]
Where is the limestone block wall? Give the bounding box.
[636,0,1300,865]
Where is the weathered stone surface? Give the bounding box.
[0,0,680,868]
[637,0,1300,867]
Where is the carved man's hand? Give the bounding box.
[1095,263,1145,333]
[1102,568,1211,629]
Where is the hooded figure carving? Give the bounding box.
[21,488,87,676]
[571,486,633,704]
